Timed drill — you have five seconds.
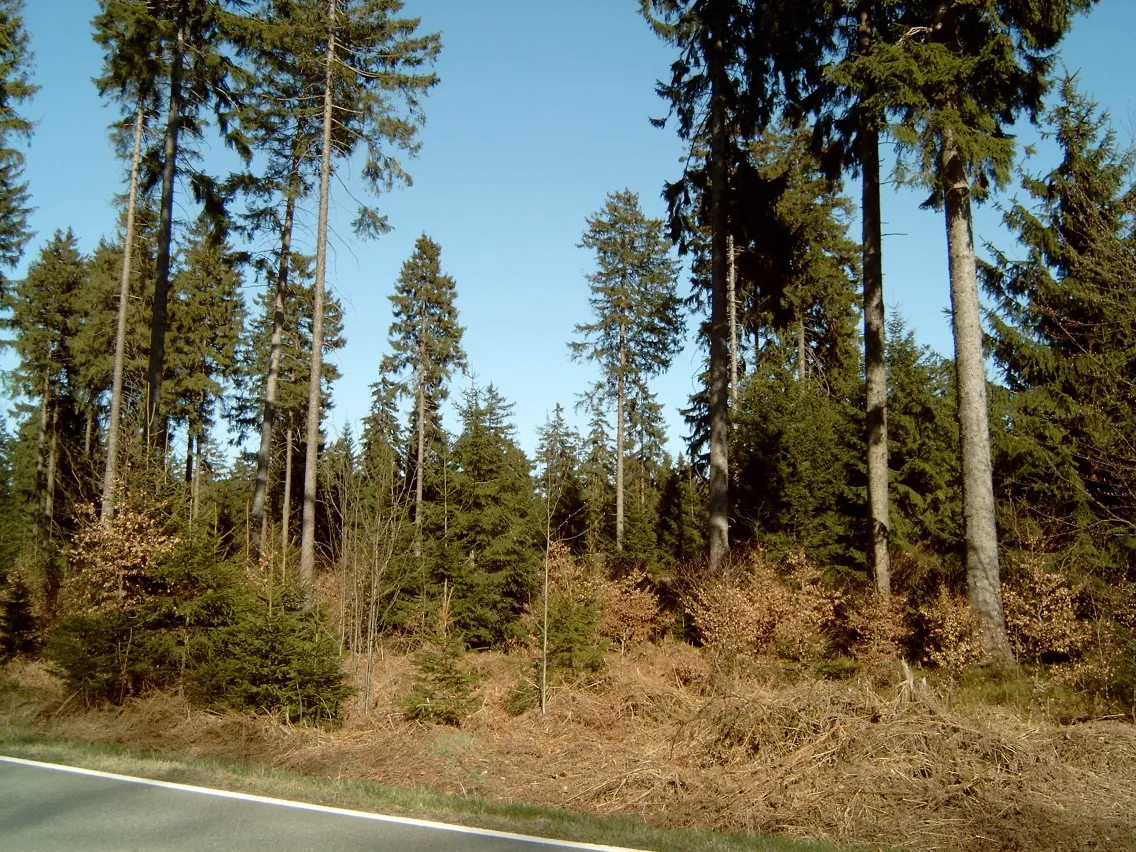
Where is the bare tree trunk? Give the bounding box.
[84,408,94,459]
[413,336,426,561]
[282,424,293,568]
[299,0,337,595]
[707,23,730,572]
[185,430,194,483]
[146,20,185,446]
[615,322,625,552]
[251,164,301,553]
[191,431,202,523]
[859,1,892,598]
[727,232,738,401]
[940,123,1013,664]
[102,103,145,526]
[45,403,59,525]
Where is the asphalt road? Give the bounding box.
[0,756,644,852]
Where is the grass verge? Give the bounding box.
[0,729,842,852]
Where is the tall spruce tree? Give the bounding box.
[983,79,1136,562]
[93,0,246,445]
[297,0,441,591]
[380,235,466,565]
[0,0,36,295]
[570,190,682,554]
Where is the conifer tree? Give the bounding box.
[166,217,246,492]
[449,383,539,647]
[983,79,1136,560]
[297,0,441,591]
[380,235,466,564]
[535,405,586,552]
[854,0,1097,662]
[1,230,86,530]
[571,190,682,554]
[0,0,36,295]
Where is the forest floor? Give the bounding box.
[2,644,1134,851]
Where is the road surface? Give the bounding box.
[0,756,646,851]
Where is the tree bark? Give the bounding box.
[616,322,626,552]
[727,232,738,401]
[45,402,59,525]
[858,1,891,597]
[282,423,293,567]
[102,103,145,526]
[413,314,426,561]
[185,430,194,483]
[299,0,337,595]
[191,430,202,523]
[146,20,185,446]
[250,165,300,554]
[940,122,1013,664]
[707,22,730,572]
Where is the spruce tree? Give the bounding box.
[380,235,466,564]
[0,0,36,295]
[297,0,441,591]
[1,230,86,531]
[448,383,539,648]
[983,79,1136,562]
[570,190,682,554]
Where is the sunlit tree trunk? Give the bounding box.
[101,102,145,526]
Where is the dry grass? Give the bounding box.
[3,645,1134,851]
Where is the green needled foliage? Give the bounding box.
[571,189,683,556]
[381,234,466,566]
[0,0,36,290]
[447,383,539,649]
[983,79,1136,566]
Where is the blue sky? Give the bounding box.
[7,1,1134,458]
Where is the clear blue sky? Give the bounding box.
[7,1,1134,458]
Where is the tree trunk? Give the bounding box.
[615,322,626,552]
[940,122,1013,664]
[146,20,185,446]
[185,430,194,484]
[282,423,293,566]
[36,376,49,511]
[413,316,426,561]
[727,232,738,401]
[299,0,337,595]
[859,1,892,598]
[250,163,301,554]
[191,431,202,523]
[45,402,59,525]
[101,105,145,525]
[84,408,94,459]
[707,23,730,572]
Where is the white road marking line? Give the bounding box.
[0,755,648,851]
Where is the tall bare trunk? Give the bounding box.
[615,324,626,553]
[707,23,730,572]
[185,430,194,483]
[84,408,94,459]
[727,233,738,401]
[191,431,202,523]
[940,123,1013,664]
[45,403,59,525]
[102,103,145,525]
[299,0,337,594]
[251,164,301,553]
[282,424,293,568]
[146,21,185,446]
[414,370,426,560]
[859,1,892,598]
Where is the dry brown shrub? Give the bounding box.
[843,592,908,665]
[1002,557,1091,664]
[920,585,983,671]
[591,570,669,651]
[64,504,179,615]
[684,550,837,664]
